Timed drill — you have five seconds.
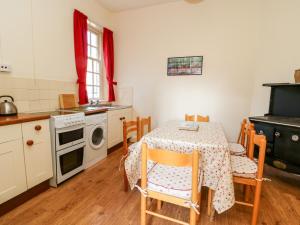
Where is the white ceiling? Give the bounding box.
[96,0,181,12]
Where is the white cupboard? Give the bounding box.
[22,120,53,189]
[108,108,132,148]
[0,139,27,204]
[0,120,53,204]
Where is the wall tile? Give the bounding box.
[0,77,77,113]
[28,100,41,112]
[12,89,29,101]
[28,89,40,101]
[15,101,29,112]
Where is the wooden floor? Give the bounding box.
[0,148,299,225]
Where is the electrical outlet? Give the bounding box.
[0,64,12,73]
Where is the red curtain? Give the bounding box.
[73,10,88,105]
[103,28,117,102]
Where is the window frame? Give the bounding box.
[86,24,103,101]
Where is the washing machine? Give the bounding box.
[85,112,107,168]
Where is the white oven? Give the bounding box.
[50,112,86,187]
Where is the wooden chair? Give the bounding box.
[229,120,254,156]
[196,115,209,122]
[122,117,141,191]
[185,114,195,122]
[140,143,202,225]
[208,131,267,225]
[141,116,151,137]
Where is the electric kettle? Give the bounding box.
[0,95,18,116]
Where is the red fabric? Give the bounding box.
[103,28,117,102]
[73,10,88,105]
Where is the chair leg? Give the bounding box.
[197,191,202,223]
[141,195,147,225]
[207,188,212,216]
[244,185,251,202]
[157,200,162,210]
[123,167,129,192]
[251,182,262,225]
[190,207,197,225]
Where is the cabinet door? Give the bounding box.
[108,110,123,148]
[0,140,27,204]
[107,108,133,148]
[274,126,300,167]
[22,120,53,189]
[123,108,133,121]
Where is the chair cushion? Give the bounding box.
[229,143,246,156]
[231,155,257,178]
[147,164,202,200]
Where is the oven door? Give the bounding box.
[56,124,85,151]
[56,143,85,184]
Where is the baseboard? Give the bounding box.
[107,142,123,155]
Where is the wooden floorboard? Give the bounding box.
[0,148,299,225]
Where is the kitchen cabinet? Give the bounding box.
[0,125,27,204]
[0,120,53,204]
[108,108,132,148]
[22,120,53,189]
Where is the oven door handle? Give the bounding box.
[56,142,86,156]
[55,124,85,134]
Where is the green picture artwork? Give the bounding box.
[167,56,203,76]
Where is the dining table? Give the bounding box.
[124,120,235,214]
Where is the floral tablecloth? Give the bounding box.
[124,121,234,214]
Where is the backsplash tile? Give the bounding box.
[0,76,77,113]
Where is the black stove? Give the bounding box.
[250,83,300,175]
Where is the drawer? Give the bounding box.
[0,124,22,143]
[254,123,275,142]
[22,119,50,144]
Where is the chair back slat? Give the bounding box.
[127,127,138,134]
[123,117,140,155]
[254,135,267,179]
[185,114,195,122]
[196,115,209,122]
[237,119,247,145]
[141,116,151,137]
[246,125,255,157]
[145,146,194,167]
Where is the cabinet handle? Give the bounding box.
[26,140,34,146]
[35,125,42,131]
[275,132,280,138]
[291,134,299,142]
[119,117,126,121]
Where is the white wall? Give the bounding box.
[0,0,113,81]
[250,0,300,115]
[113,0,260,140]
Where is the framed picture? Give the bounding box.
[167,56,203,76]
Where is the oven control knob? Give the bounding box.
[275,132,280,137]
[291,135,299,142]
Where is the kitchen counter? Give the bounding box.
[64,105,132,115]
[0,105,132,126]
[0,113,51,126]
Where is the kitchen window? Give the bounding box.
[87,25,102,100]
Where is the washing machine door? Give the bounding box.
[89,125,105,149]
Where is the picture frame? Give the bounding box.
[167,56,203,76]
